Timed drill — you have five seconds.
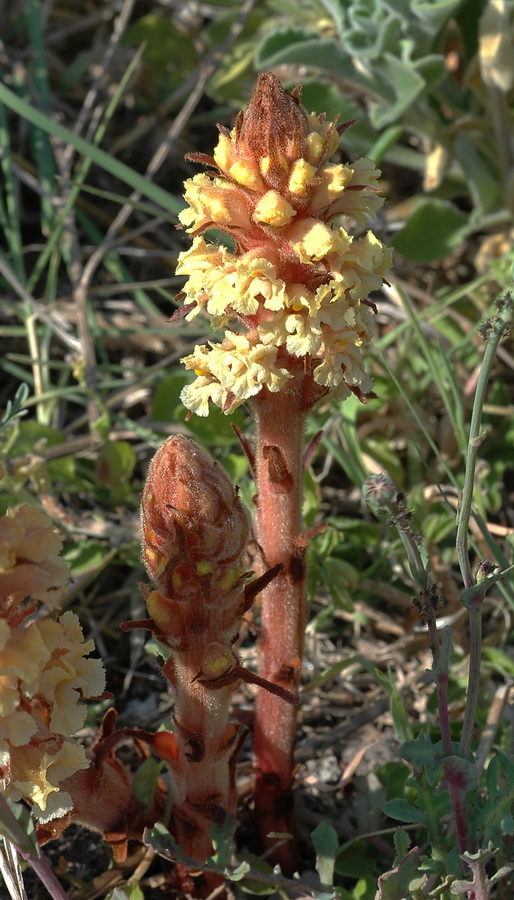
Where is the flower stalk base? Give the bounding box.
[251,374,313,872]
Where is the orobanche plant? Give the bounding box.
[0,72,392,896]
[170,71,392,869]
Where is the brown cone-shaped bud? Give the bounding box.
[234,72,309,186]
[141,436,250,602]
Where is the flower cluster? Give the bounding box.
[0,504,105,820]
[0,504,70,620]
[175,73,392,416]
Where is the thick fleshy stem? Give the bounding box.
[250,373,315,873]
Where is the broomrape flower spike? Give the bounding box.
[176,72,392,417]
[173,73,392,874]
[132,435,293,870]
[0,504,106,821]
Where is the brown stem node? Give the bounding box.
[263,444,293,493]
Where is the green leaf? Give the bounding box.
[392,199,468,262]
[96,441,137,480]
[312,821,339,887]
[209,815,236,868]
[178,401,247,448]
[391,686,413,743]
[151,371,190,422]
[442,756,478,792]
[298,79,360,123]
[208,42,256,103]
[108,885,144,900]
[0,795,37,857]
[11,420,63,456]
[455,131,502,216]
[376,761,410,800]
[412,0,468,32]
[152,370,247,447]
[237,856,276,894]
[227,860,251,881]
[95,440,137,505]
[382,798,430,827]
[393,827,412,861]
[256,33,357,83]
[64,540,117,577]
[132,757,162,811]
[368,54,426,128]
[335,840,378,880]
[375,847,425,900]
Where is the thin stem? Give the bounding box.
[457,295,512,755]
[459,608,483,758]
[0,795,71,900]
[487,85,513,188]
[456,298,512,589]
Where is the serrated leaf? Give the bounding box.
[399,732,445,783]
[393,827,411,861]
[312,821,339,887]
[375,847,424,899]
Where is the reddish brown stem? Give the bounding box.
[251,376,308,873]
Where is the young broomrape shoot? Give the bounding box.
[0,505,105,821]
[135,435,291,865]
[174,72,392,869]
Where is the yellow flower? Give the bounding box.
[38,612,106,735]
[253,190,296,227]
[0,505,70,611]
[322,158,385,224]
[181,332,292,415]
[313,329,374,394]
[177,238,288,320]
[0,610,105,817]
[175,73,392,414]
[329,231,393,300]
[288,219,350,263]
[178,173,252,233]
[6,735,88,818]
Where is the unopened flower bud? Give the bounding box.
[141,436,250,602]
[235,72,309,181]
[476,559,498,584]
[362,473,397,510]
